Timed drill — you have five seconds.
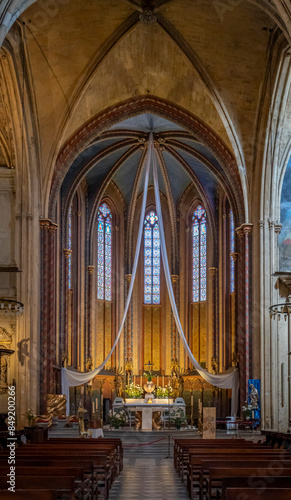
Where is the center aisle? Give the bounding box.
[106,431,189,500]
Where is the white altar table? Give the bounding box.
[112,398,186,430]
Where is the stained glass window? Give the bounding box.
[68,207,72,289]
[144,211,160,305]
[192,205,207,302]
[97,203,112,301]
[230,209,235,293]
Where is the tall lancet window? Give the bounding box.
[144,211,160,305]
[97,203,112,301]
[192,205,207,302]
[230,209,235,293]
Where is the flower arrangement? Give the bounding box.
[155,386,173,398]
[125,382,144,398]
[108,409,127,429]
[170,408,186,429]
[25,408,35,427]
[242,402,253,420]
[81,431,92,438]
[143,371,152,382]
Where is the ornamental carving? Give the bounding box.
[139,9,157,25]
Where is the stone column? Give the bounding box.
[125,274,132,364]
[209,267,217,371]
[39,219,58,413]
[63,249,72,358]
[230,252,239,359]
[171,274,179,361]
[87,265,95,362]
[236,223,253,407]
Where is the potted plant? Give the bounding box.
[108,410,127,429]
[242,403,252,420]
[170,408,186,430]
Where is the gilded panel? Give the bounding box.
[200,302,207,365]
[105,302,112,368]
[191,303,200,363]
[143,306,152,369]
[153,306,161,371]
[96,300,104,367]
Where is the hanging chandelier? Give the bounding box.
[269,301,291,320]
[0,298,24,318]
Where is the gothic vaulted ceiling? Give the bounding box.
[0,0,290,219]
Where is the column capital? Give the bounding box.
[230,252,239,262]
[39,218,58,233]
[236,223,253,237]
[258,219,264,228]
[242,223,253,235]
[171,274,179,284]
[209,267,217,276]
[274,222,282,234]
[87,265,95,275]
[63,249,72,259]
[125,274,132,283]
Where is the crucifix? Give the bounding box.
[145,360,154,372]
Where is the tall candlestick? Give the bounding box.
[101,394,103,406]
[80,386,84,395]
[95,398,98,410]
[157,376,159,387]
[162,375,164,388]
[92,402,95,414]
[133,375,136,386]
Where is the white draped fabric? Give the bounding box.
[62,134,153,414]
[152,150,239,416]
[62,136,239,416]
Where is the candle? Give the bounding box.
[162,376,164,388]
[191,394,193,406]
[80,386,84,395]
[95,398,98,410]
[157,376,159,387]
[92,402,95,414]
[101,394,103,406]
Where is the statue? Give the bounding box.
[114,372,123,398]
[249,384,259,408]
[77,405,87,434]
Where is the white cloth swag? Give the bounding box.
[62,136,239,416]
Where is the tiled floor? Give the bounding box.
[107,431,189,500]
[106,429,261,500]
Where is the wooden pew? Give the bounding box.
[220,476,291,500]
[185,447,291,499]
[200,461,291,500]
[175,440,262,479]
[0,466,90,500]
[0,453,108,499]
[0,476,75,499]
[47,438,123,473]
[186,453,291,500]
[0,490,57,499]
[225,487,291,500]
[207,467,291,500]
